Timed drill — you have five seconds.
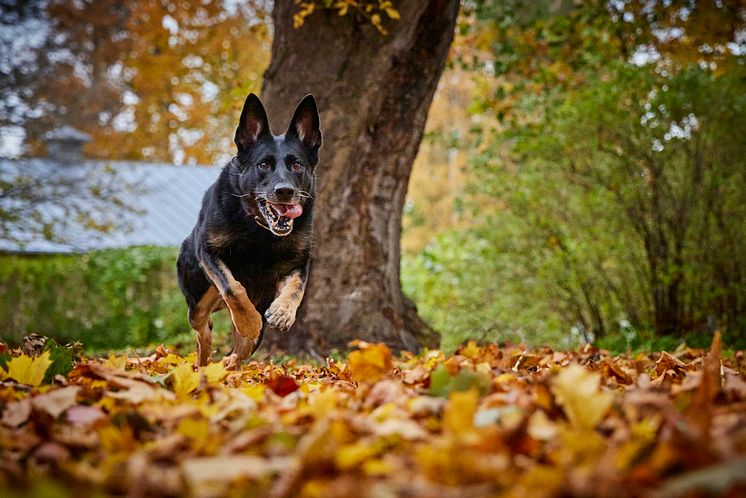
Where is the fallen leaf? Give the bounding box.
[552,364,614,430]
[109,378,174,404]
[202,362,228,383]
[527,410,559,441]
[1,398,31,427]
[654,456,746,498]
[170,363,200,396]
[32,385,80,418]
[181,455,286,484]
[686,331,722,437]
[66,405,106,426]
[266,374,300,397]
[347,342,392,382]
[443,389,479,436]
[429,364,491,397]
[0,337,743,497]
[4,351,53,386]
[373,417,428,440]
[32,441,71,463]
[336,441,381,470]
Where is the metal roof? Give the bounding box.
[0,158,222,253]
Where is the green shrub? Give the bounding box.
[403,64,746,352]
[0,246,201,352]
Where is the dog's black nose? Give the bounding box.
[274,183,295,201]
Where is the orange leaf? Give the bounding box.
[347,342,393,383]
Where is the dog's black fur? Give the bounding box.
[176,93,321,367]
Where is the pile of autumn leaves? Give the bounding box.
[1,335,745,498]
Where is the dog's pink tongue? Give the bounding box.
[283,203,303,219]
[274,203,303,219]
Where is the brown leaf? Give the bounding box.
[66,405,107,427]
[31,386,80,419]
[108,379,175,404]
[32,441,71,464]
[603,358,633,384]
[686,331,722,436]
[653,456,746,498]
[1,398,31,427]
[347,341,393,382]
[724,369,746,400]
[181,455,288,485]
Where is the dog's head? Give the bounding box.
[232,93,321,237]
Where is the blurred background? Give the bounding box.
[1,0,744,353]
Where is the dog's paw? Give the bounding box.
[265,301,297,332]
[222,353,241,370]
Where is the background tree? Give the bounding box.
[403,0,746,350]
[0,0,268,245]
[259,0,460,354]
[0,0,269,164]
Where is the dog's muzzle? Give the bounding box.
[255,199,303,236]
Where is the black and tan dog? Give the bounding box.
[177,93,321,368]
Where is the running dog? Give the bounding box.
[176,93,321,368]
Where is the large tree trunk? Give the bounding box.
[259,0,458,355]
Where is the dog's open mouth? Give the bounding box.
[256,200,303,236]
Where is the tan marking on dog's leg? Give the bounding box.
[202,260,263,341]
[189,286,221,367]
[265,271,305,332]
[223,322,256,370]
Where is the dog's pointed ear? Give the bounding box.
[235,93,271,151]
[286,94,322,165]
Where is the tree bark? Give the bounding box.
[259,0,458,354]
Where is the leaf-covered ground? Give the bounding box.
[1,335,745,497]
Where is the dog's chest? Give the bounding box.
[218,240,305,308]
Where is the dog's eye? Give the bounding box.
[291,162,304,173]
[257,162,270,171]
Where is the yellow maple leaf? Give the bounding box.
[459,340,481,359]
[4,351,52,386]
[443,388,479,436]
[201,362,228,383]
[336,441,380,470]
[307,389,337,419]
[171,363,200,396]
[240,384,266,401]
[347,342,392,382]
[362,458,394,476]
[177,417,210,441]
[99,425,136,454]
[551,364,614,430]
[103,354,127,370]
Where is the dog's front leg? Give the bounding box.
[265,268,308,332]
[198,251,262,369]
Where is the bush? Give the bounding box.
[403,64,746,351]
[0,246,202,352]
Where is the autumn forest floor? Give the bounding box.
[1,335,746,498]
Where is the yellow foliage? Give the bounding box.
[0,334,738,496]
[177,417,210,440]
[443,388,478,436]
[103,354,127,370]
[98,425,136,454]
[347,341,393,382]
[307,388,337,419]
[202,362,228,384]
[171,363,200,396]
[459,340,481,359]
[335,441,380,470]
[4,351,52,386]
[551,364,614,430]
